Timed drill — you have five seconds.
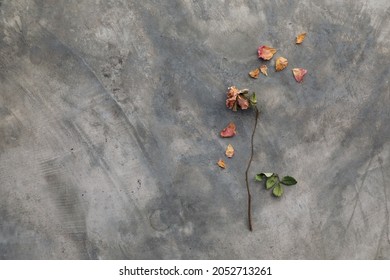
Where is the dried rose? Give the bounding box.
[226,86,249,111]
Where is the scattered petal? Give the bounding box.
[220,122,236,138]
[275,57,288,71]
[217,159,226,169]
[225,144,234,158]
[257,45,277,60]
[249,68,260,79]
[296,32,306,44]
[292,68,308,83]
[237,95,249,110]
[260,65,268,76]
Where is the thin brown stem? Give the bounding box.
[245,106,259,231]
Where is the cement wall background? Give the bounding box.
[0,0,389,259]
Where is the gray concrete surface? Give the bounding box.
[0,0,389,259]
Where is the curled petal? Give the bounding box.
[249,68,260,79]
[260,65,268,76]
[217,159,226,169]
[220,122,236,138]
[237,95,249,110]
[257,45,277,60]
[238,88,249,95]
[275,57,288,72]
[296,32,306,44]
[226,97,237,109]
[227,86,239,99]
[225,144,234,158]
[292,68,308,83]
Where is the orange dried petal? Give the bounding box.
[249,68,260,79]
[275,57,288,72]
[217,159,226,169]
[260,65,268,76]
[296,32,306,44]
[292,68,307,83]
[257,45,277,60]
[225,144,234,158]
[220,122,236,138]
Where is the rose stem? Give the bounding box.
[245,106,259,231]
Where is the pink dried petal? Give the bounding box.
[292,68,308,83]
[257,45,277,60]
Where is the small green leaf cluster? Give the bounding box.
[255,173,297,197]
[249,92,257,107]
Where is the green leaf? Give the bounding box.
[250,92,257,106]
[266,175,278,190]
[272,183,284,197]
[256,173,273,182]
[255,174,264,182]
[280,176,297,186]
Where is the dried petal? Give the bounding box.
[296,32,306,44]
[217,159,226,169]
[275,57,288,72]
[260,65,268,76]
[226,96,237,110]
[226,86,250,111]
[257,45,277,60]
[292,68,307,83]
[225,144,234,158]
[249,68,260,79]
[225,86,239,109]
[220,122,236,138]
[237,95,249,110]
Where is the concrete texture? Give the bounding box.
[0,0,389,259]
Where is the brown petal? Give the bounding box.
[296,32,306,44]
[227,86,239,99]
[292,68,308,83]
[249,68,260,79]
[237,95,250,110]
[220,122,236,138]
[257,45,277,60]
[260,65,268,76]
[217,159,226,169]
[226,97,237,109]
[275,57,288,72]
[225,144,234,158]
